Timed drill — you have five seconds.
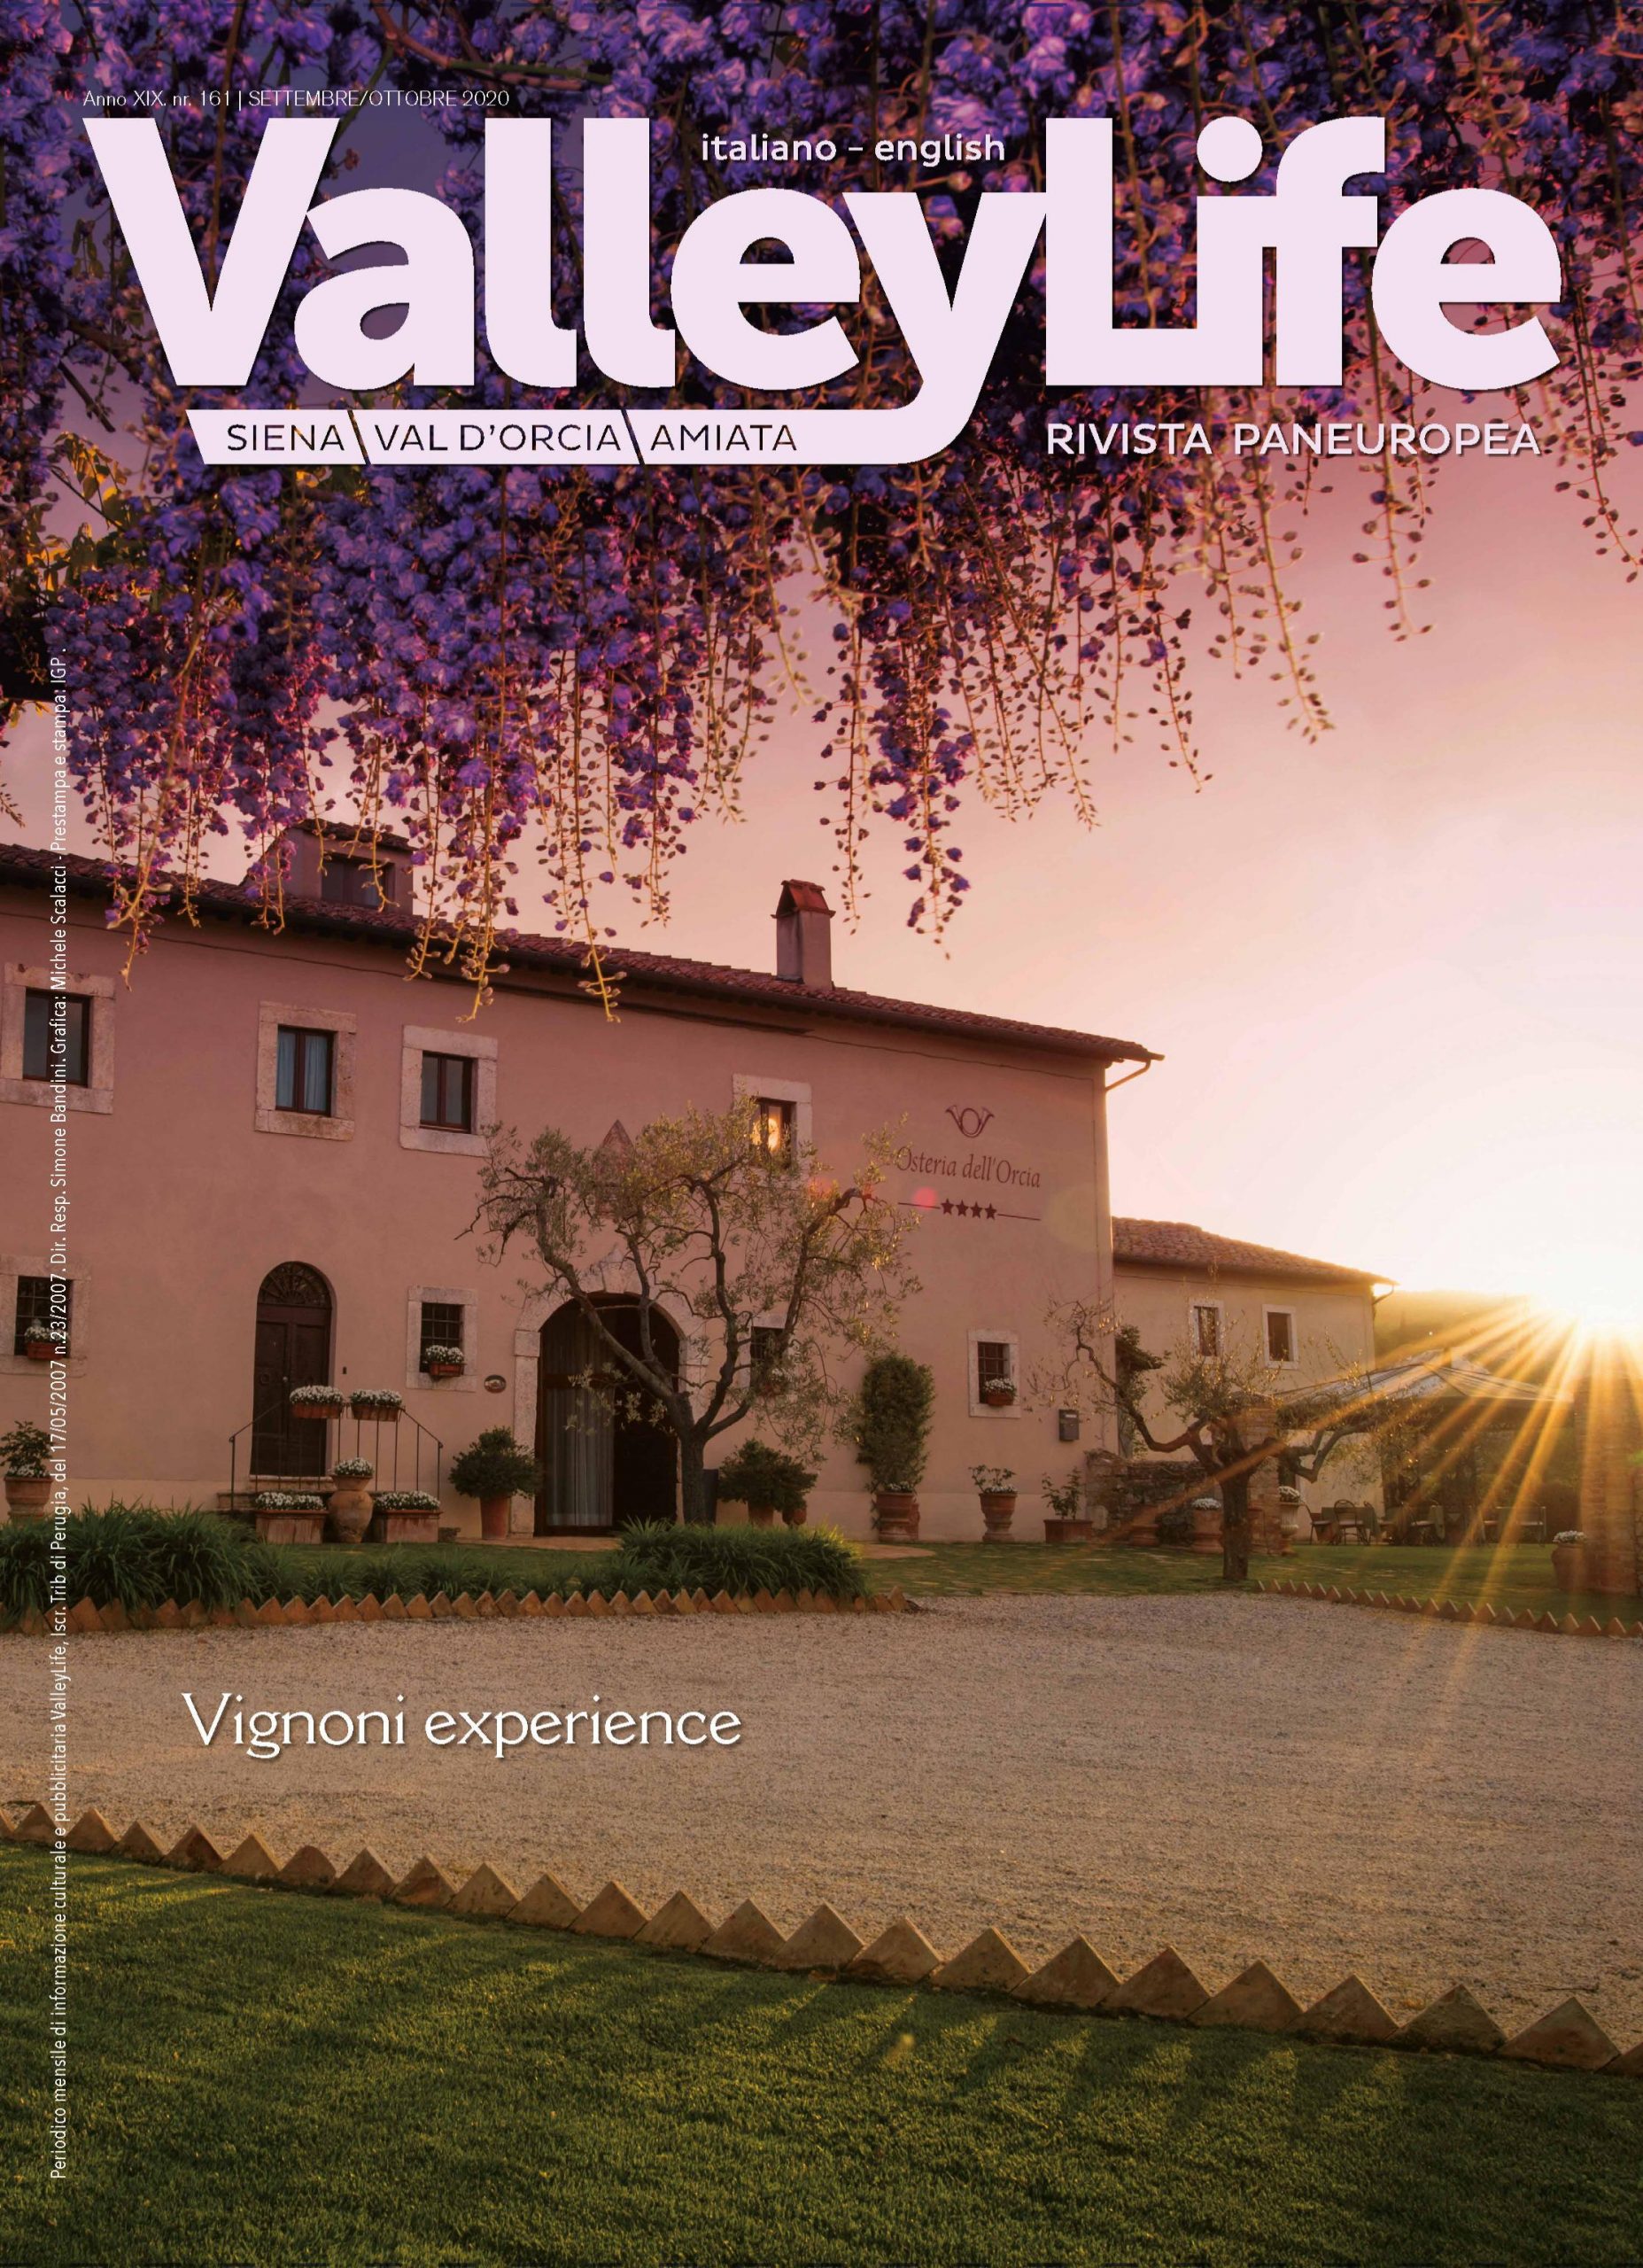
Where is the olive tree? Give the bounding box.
[1035,1301,1372,1581]
[477,1099,917,1524]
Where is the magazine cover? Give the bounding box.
[2,5,1639,2263]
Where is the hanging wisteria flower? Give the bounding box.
[4,0,1639,986]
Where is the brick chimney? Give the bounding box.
[774,880,834,988]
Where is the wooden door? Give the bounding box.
[252,1264,333,1476]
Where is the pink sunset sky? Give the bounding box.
[7,437,1640,1315]
[609,441,1643,1317]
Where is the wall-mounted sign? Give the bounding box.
[484,1373,507,1394]
[895,1141,1041,1191]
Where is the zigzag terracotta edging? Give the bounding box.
[1255,1577,1643,1639]
[3,1583,911,1636]
[3,1799,1636,2079]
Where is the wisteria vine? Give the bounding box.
[2,0,1639,992]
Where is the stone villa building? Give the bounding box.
[0,828,1381,1539]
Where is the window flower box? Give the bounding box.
[349,1388,403,1422]
[980,1380,1017,1409]
[21,1324,67,1362]
[422,1345,466,1380]
[290,1385,346,1421]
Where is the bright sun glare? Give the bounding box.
[1525,1248,1643,1341]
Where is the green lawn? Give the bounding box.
[893,1539,1635,1620]
[0,1851,1634,2267]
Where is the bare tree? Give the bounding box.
[477,1100,917,1524]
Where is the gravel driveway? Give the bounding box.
[5,1594,1639,2037]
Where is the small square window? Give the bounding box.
[1266,1309,1297,1365]
[420,1301,465,1366]
[1191,1303,1223,1358]
[23,991,89,1085]
[752,1097,796,1164]
[975,1340,1014,1395]
[749,1324,787,1394]
[275,1026,335,1115]
[15,1276,70,1356]
[421,1052,475,1132]
[321,858,393,908]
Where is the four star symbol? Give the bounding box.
[940,1199,1000,1219]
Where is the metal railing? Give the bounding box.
[228,1400,444,1511]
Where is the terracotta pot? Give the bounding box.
[253,1508,328,1545]
[1190,1502,1223,1556]
[327,1485,374,1546]
[873,1488,919,1542]
[292,1396,345,1425]
[4,1474,50,1517]
[379,1510,439,1545]
[480,1494,512,1540]
[979,1490,1017,1542]
[351,1400,400,1424]
[426,1361,463,1381]
[1551,1544,1589,1595]
[980,1386,1016,1409]
[22,1339,58,1363]
[747,1503,776,1529]
[782,1504,808,1528]
[1043,1516,1096,1545]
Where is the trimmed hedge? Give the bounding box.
[0,1505,868,1618]
[611,1519,865,1602]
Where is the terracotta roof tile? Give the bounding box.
[0,843,1155,1065]
[1112,1216,1386,1285]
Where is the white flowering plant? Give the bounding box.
[331,1458,374,1480]
[375,1491,439,1512]
[252,1491,322,1511]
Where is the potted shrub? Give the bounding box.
[1189,1496,1224,1555]
[422,1343,466,1381]
[251,1489,326,1543]
[980,1375,1017,1410]
[854,1354,934,1542]
[1042,1469,1095,1544]
[374,1489,441,1544]
[1551,1529,1590,1594]
[20,1318,67,1362]
[328,1457,375,1546]
[716,1440,817,1529]
[1,1420,52,1518]
[971,1464,1018,1542]
[349,1386,403,1424]
[450,1426,541,1539]
[290,1382,346,1424]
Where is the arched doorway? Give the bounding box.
[536,1299,679,1533]
[252,1262,334,1476]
